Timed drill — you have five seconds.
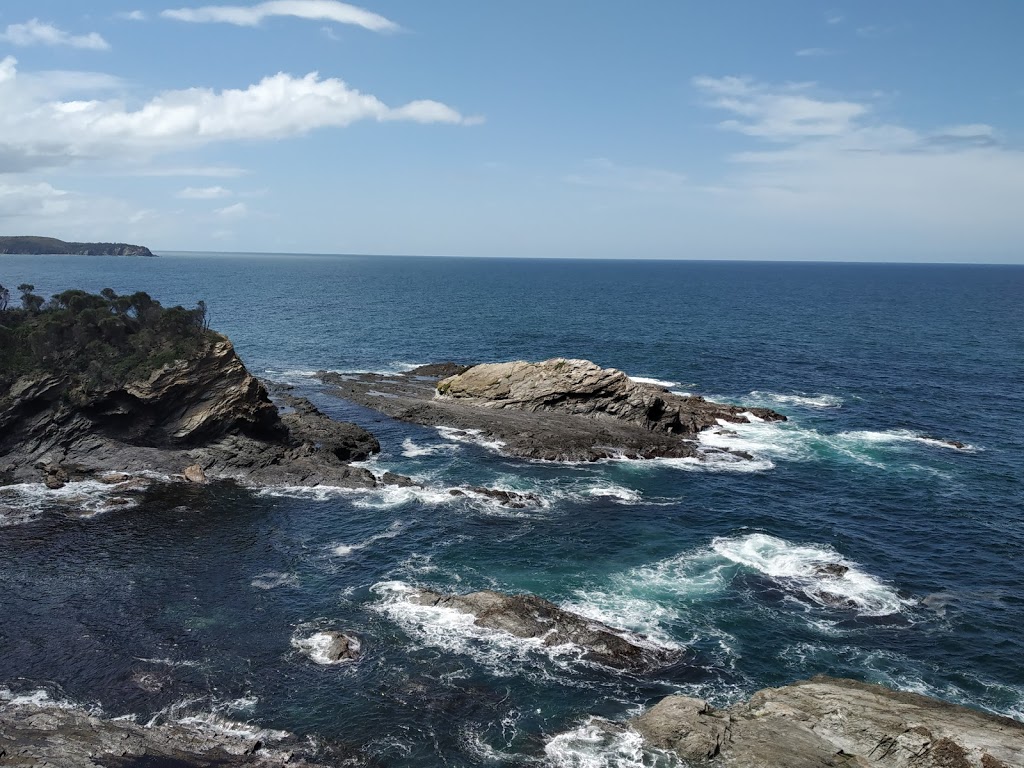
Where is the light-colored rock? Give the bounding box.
[630,677,1024,767]
[437,358,784,435]
[182,463,207,483]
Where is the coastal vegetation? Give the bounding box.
[0,284,211,390]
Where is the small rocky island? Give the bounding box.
[0,286,388,489]
[319,358,785,462]
[0,236,155,257]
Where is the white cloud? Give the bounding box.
[118,11,148,21]
[215,201,247,217]
[687,75,1024,256]
[796,47,834,57]
[0,57,476,173]
[178,185,232,199]
[161,0,398,32]
[826,13,845,25]
[693,75,868,139]
[0,19,110,51]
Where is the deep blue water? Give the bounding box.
[1,253,1022,766]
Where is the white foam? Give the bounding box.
[436,425,508,453]
[747,390,844,409]
[0,478,144,525]
[629,376,680,389]
[711,533,911,616]
[400,438,460,458]
[250,571,299,590]
[291,630,361,665]
[585,485,642,504]
[332,520,404,556]
[544,720,680,767]
[837,429,975,451]
[0,687,90,711]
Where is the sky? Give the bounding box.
[0,1,1022,262]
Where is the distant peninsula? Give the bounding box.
[0,236,155,257]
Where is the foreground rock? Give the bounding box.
[0,335,393,490]
[0,698,338,767]
[410,588,680,670]
[319,359,784,462]
[628,676,1024,767]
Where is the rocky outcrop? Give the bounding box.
[0,334,392,489]
[0,236,155,256]
[410,588,680,670]
[628,676,1024,767]
[437,359,783,435]
[318,359,783,463]
[0,697,342,767]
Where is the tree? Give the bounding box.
[17,283,44,313]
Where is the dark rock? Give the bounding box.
[629,676,1024,767]
[410,588,679,670]
[0,696,342,766]
[321,631,361,663]
[462,486,542,508]
[407,362,472,378]
[814,563,850,579]
[0,335,384,491]
[381,471,419,488]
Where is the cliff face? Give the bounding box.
[436,358,785,435]
[0,334,381,488]
[0,236,155,256]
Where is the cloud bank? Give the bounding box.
[0,57,476,173]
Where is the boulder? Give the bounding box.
[182,464,207,483]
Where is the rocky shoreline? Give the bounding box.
[318,358,785,463]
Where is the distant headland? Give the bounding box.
[0,236,155,257]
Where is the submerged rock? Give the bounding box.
[410,588,679,670]
[629,676,1024,767]
[448,486,543,508]
[318,358,784,463]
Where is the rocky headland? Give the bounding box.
[0,236,155,257]
[624,676,1024,767]
[0,288,394,490]
[318,358,785,462]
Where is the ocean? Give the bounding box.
[1,253,1022,766]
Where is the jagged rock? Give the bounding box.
[629,676,1024,767]
[0,334,384,490]
[381,471,419,487]
[410,588,679,670]
[318,359,784,463]
[321,631,361,663]
[0,695,342,766]
[449,486,543,508]
[437,358,783,435]
[183,464,207,483]
[407,362,472,378]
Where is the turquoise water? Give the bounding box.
[1,253,1022,765]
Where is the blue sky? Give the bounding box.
[0,1,1022,261]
